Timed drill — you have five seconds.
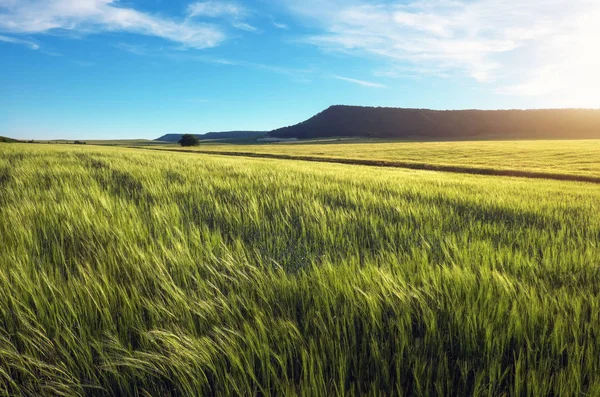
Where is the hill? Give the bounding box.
[269,106,600,140]
[0,136,20,143]
[156,131,266,142]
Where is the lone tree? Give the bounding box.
[178,134,200,147]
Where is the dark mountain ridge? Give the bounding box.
[269,106,600,140]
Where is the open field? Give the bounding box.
[41,139,170,146]
[148,139,600,180]
[2,143,600,396]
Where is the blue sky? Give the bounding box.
[1,0,599,140]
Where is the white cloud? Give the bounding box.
[332,75,387,88]
[0,0,226,49]
[283,0,600,102]
[0,34,39,49]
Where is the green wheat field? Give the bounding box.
[157,139,600,178]
[1,142,600,396]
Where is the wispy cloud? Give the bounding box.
[0,0,226,49]
[232,21,258,32]
[283,0,600,99]
[115,42,151,56]
[332,75,387,88]
[121,46,314,79]
[273,22,289,30]
[163,51,238,66]
[183,54,314,77]
[0,34,39,49]
[243,61,313,77]
[187,1,247,19]
[187,1,258,32]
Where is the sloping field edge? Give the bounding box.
[133,147,600,184]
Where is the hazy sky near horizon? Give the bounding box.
[1,0,599,139]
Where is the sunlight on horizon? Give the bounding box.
[506,4,600,108]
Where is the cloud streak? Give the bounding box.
[0,0,226,49]
[120,46,315,80]
[0,34,39,49]
[232,21,258,32]
[187,1,247,19]
[332,75,387,88]
[187,1,258,32]
[273,22,289,30]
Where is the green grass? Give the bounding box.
[2,143,600,396]
[153,139,600,178]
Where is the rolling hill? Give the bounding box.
[156,131,266,142]
[0,136,20,143]
[269,106,600,140]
